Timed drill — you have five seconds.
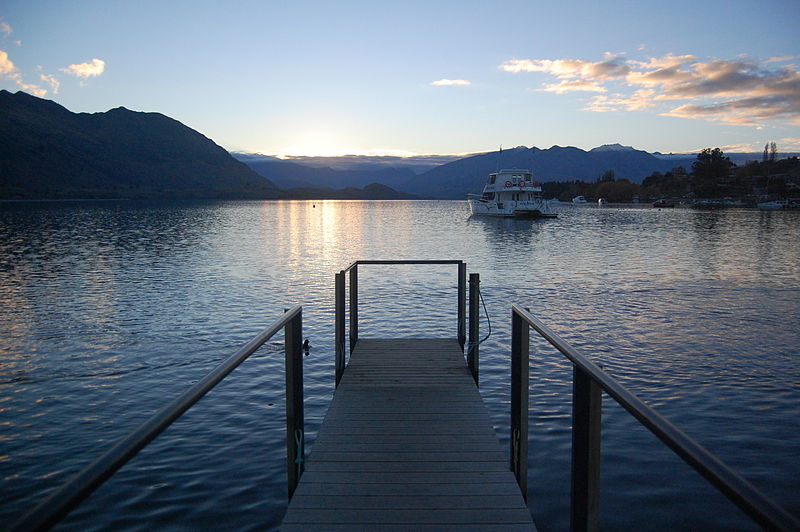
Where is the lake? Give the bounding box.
[1,200,798,531]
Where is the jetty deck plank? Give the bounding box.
[281,338,536,530]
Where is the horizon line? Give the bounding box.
[228,145,800,159]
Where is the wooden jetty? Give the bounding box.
[280,337,536,531]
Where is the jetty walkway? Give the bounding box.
[281,337,535,531]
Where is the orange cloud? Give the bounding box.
[501,56,629,80]
[543,80,606,94]
[60,58,105,79]
[0,49,14,75]
[1,48,47,96]
[502,53,800,127]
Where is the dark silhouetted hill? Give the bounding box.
[0,90,279,199]
[403,145,695,198]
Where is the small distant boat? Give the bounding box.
[572,196,587,204]
[653,199,675,208]
[468,169,556,218]
[598,198,607,206]
[757,200,784,211]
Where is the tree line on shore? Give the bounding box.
[542,145,800,203]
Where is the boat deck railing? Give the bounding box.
[510,304,799,531]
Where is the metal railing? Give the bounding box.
[510,304,800,532]
[334,260,479,387]
[10,306,305,532]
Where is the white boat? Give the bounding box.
[468,169,556,218]
[572,195,587,204]
[598,198,607,206]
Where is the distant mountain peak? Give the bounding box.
[590,143,637,152]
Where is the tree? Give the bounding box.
[597,169,615,183]
[692,148,733,180]
[596,178,637,202]
[691,148,734,198]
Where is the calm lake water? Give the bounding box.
[1,200,798,531]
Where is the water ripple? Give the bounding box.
[0,201,798,530]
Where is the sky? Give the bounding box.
[1,0,799,157]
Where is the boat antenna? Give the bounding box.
[496,145,502,172]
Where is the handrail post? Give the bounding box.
[467,273,480,386]
[510,309,529,500]
[335,270,346,387]
[284,309,304,499]
[349,264,358,353]
[458,262,466,349]
[571,367,602,532]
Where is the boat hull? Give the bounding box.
[512,209,557,219]
[469,200,556,218]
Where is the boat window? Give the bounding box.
[488,175,496,184]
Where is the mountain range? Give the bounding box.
[3,90,786,201]
[0,90,280,199]
[237,147,799,198]
[397,145,697,198]
[236,145,696,199]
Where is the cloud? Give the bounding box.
[16,81,47,97]
[663,93,800,125]
[585,89,656,112]
[431,78,471,86]
[502,52,800,127]
[501,56,630,80]
[1,49,51,97]
[766,56,796,63]
[0,21,11,37]
[543,80,606,94]
[718,142,761,153]
[60,58,105,79]
[717,138,800,152]
[777,137,800,150]
[40,72,60,94]
[0,49,15,75]
[629,53,695,70]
